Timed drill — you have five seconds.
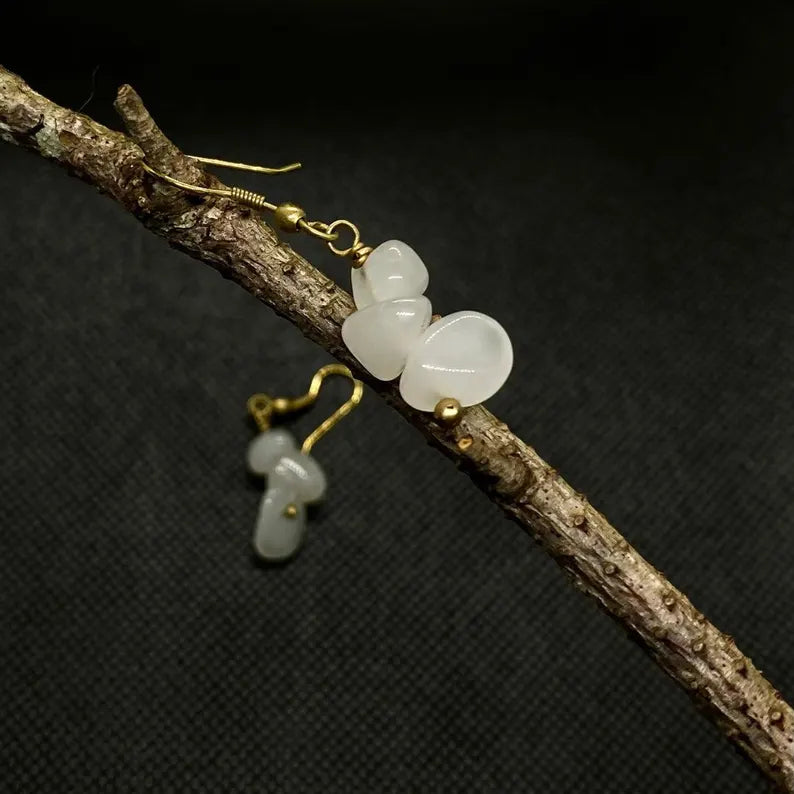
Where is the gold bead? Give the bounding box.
[273,202,307,232]
[271,397,291,413]
[434,397,462,427]
[283,503,299,518]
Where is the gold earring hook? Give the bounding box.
[297,364,364,454]
[141,150,373,267]
[247,364,363,454]
[140,155,301,207]
[188,155,302,175]
[141,161,279,211]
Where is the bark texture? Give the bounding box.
[1,65,792,789]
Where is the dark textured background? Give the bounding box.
[2,1,794,791]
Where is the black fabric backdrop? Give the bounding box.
[2,2,794,791]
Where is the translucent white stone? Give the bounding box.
[251,453,326,561]
[342,296,432,381]
[253,478,305,561]
[246,428,297,475]
[399,311,513,411]
[351,240,429,309]
[272,453,326,502]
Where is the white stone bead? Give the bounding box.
[351,240,429,309]
[273,452,326,503]
[342,296,432,381]
[250,453,325,561]
[246,428,297,475]
[399,311,513,411]
[253,479,305,561]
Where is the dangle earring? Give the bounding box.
[143,154,513,425]
[246,364,363,562]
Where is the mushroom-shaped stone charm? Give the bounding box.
[247,429,327,561]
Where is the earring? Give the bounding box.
[245,364,363,562]
[143,156,513,425]
[340,241,513,419]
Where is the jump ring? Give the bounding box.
[325,219,361,257]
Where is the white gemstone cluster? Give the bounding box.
[342,240,513,411]
[246,428,326,561]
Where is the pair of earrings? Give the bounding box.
[143,153,514,560]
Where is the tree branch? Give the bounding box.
[2,65,792,789]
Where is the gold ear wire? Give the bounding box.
[141,161,279,211]
[247,364,363,454]
[140,155,300,205]
[141,151,373,267]
[298,364,364,454]
[188,155,302,175]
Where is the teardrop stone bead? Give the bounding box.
[399,311,513,411]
